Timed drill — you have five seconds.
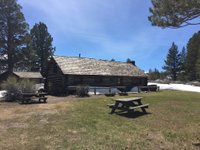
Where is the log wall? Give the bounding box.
[46,59,148,95]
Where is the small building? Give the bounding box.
[46,56,148,95]
[0,71,43,84]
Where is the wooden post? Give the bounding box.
[157,86,160,92]
[138,86,140,93]
[109,87,111,94]
[94,87,96,95]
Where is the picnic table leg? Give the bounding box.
[39,95,43,102]
[137,100,147,113]
[111,101,119,114]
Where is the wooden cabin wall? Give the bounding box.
[46,60,67,95]
[140,77,148,86]
[66,75,147,87]
[46,59,147,95]
[67,75,117,87]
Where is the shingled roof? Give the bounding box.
[13,72,43,79]
[53,56,147,77]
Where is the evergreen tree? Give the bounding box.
[111,58,115,61]
[126,58,132,63]
[154,68,160,80]
[126,58,135,65]
[195,48,200,81]
[0,0,29,73]
[30,22,55,76]
[186,31,200,81]
[149,0,200,28]
[148,68,160,80]
[160,71,168,80]
[148,69,153,80]
[180,47,187,70]
[20,34,38,71]
[0,55,7,73]
[178,47,187,81]
[163,42,181,81]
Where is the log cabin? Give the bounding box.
[46,56,148,95]
[0,71,43,84]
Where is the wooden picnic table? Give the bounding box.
[108,97,149,114]
[20,92,48,103]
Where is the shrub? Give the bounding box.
[119,92,128,96]
[1,77,19,101]
[76,85,89,97]
[105,93,116,97]
[1,77,35,102]
[19,79,35,93]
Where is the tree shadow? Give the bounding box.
[112,110,151,118]
[193,143,200,148]
[19,100,47,105]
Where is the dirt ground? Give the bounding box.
[0,95,97,105]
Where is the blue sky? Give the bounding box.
[18,0,199,72]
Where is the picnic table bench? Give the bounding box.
[107,97,149,114]
[19,92,48,104]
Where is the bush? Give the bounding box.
[76,85,89,97]
[119,92,128,96]
[1,77,35,102]
[105,93,116,97]
[19,79,35,93]
[1,77,19,101]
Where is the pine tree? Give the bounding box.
[0,0,29,73]
[126,58,132,63]
[111,58,115,61]
[148,68,160,80]
[196,49,200,81]
[30,22,55,76]
[178,47,187,81]
[163,42,181,81]
[126,58,135,65]
[20,34,38,71]
[186,31,200,81]
[149,0,200,28]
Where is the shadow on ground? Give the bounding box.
[193,143,200,148]
[19,100,47,105]
[111,111,151,118]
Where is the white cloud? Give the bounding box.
[18,0,199,70]
[20,0,114,36]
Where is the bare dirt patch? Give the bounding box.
[0,95,74,114]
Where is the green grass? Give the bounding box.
[0,90,200,150]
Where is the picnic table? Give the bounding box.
[19,92,48,104]
[107,97,149,114]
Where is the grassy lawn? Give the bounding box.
[0,90,199,150]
